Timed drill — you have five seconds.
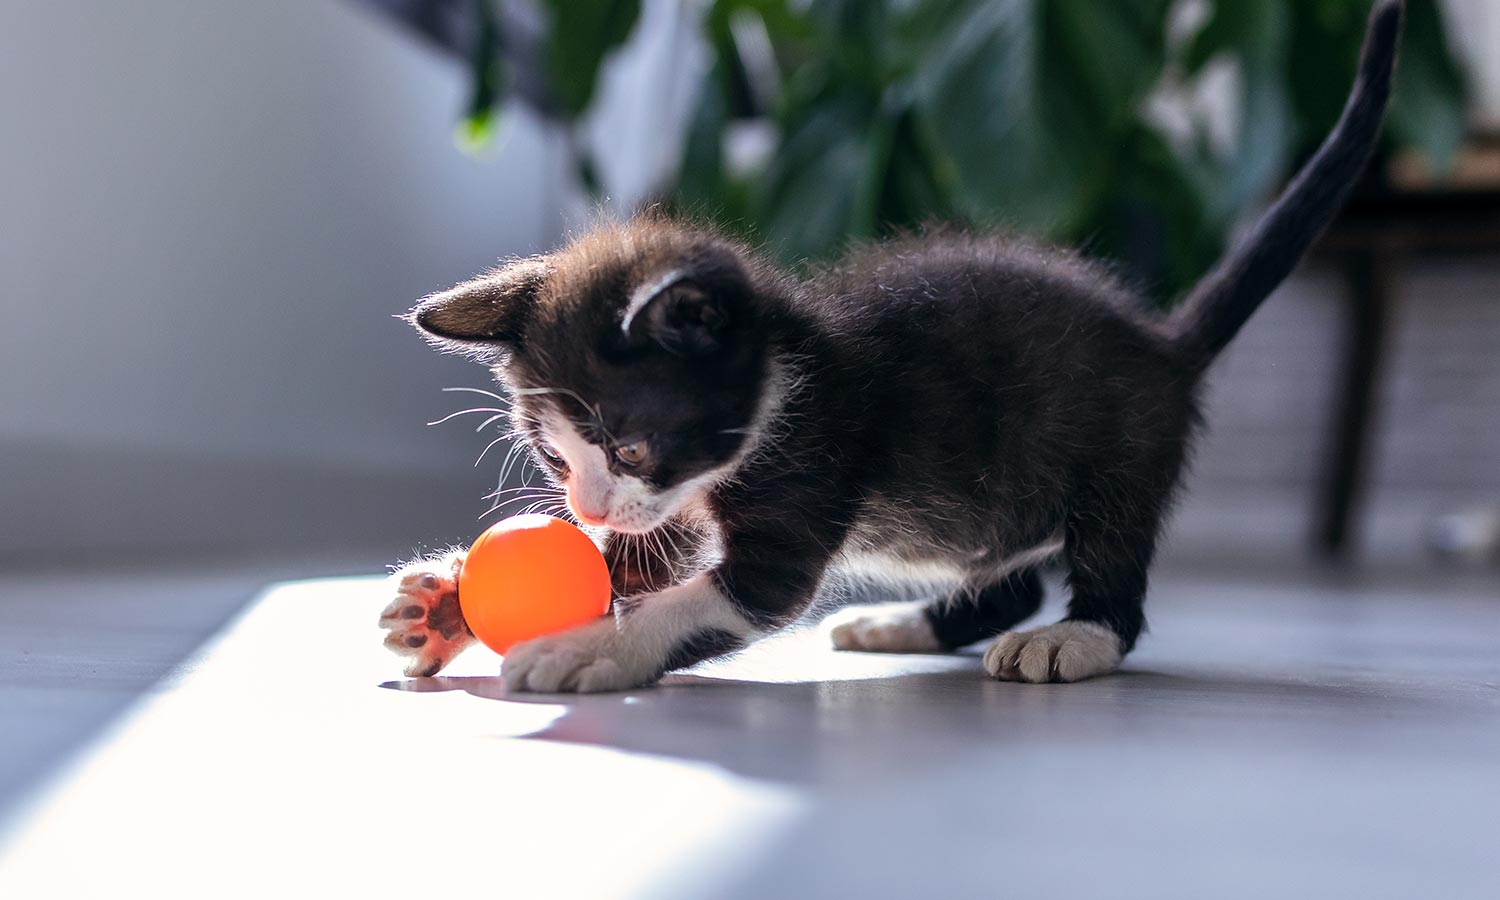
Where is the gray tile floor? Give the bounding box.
[1,561,1497,898]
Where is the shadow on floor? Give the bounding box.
[379,661,1440,785]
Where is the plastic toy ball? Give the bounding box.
[458,514,612,654]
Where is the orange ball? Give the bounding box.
[458,514,612,654]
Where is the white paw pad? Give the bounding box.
[501,620,647,694]
[983,621,1122,683]
[825,601,942,653]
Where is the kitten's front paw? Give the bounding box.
[501,618,651,694]
[983,621,1122,683]
[825,601,941,653]
[378,553,474,677]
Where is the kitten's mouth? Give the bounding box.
[571,502,668,535]
[600,518,659,536]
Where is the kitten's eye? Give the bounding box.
[539,443,563,463]
[614,442,649,466]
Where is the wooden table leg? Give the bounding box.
[1314,248,1394,559]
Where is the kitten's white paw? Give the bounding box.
[501,618,651,693]
[983,621,1122,683]
[825,601,942,653]
[378,553,474,678]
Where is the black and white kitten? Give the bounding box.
[380,1,1402,691]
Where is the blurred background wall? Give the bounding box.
[0,0,570,565]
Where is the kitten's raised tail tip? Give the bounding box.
[1168,0,1404,368]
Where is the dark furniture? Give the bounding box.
[1313,142,1500,558]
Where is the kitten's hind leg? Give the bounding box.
[827,568,1045,654]
[985,509,1157,683]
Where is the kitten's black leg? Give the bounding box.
[1059,529,1151,654]
[826,567,1046,654]
[984,502,1162,683]
[926,567,1046,650]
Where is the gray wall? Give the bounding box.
[0,0,566,564]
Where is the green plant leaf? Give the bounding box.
[457,0,505,154]
[1092,124,1225,302]
[1192,0,1296,220]
[1045,0,1172,125]
[539,0,642,117]
[1286,0,1374,146]
[754,90,881,260]
[908,0,1177,238]
[677,62,733,204]
[650,0,1472,287]
[1386,0,1468,170]
[878,104,958,230]
[911,0,1089,234]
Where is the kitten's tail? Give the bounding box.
[1169,0,1403,368]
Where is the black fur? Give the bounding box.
[925,568,1047,651]
[657,629,747,679]
[407,1,1402,681]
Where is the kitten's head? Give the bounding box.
[408,218,781,533]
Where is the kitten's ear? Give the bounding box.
[621,274,734,357]
[406,259,547,347]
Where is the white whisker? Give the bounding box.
[479,487,564,521]
[442,386,509,403]
[474,434,510,468]
[428,406,506,426]
[497,439,527,486]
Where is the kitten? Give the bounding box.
[380,1,1403,691]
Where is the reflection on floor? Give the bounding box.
[1,563,1497,899]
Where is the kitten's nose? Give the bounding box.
[566,490,609,527]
